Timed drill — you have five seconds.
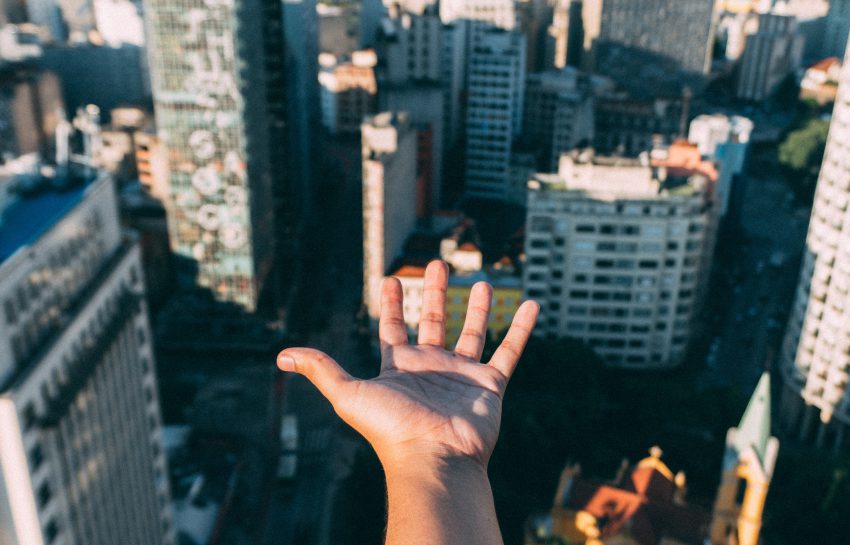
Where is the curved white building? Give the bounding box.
[780,38,850,449]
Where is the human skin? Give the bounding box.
[277,260,539,545]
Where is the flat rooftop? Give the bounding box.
[529,153,707,201]
[0,172,92,266]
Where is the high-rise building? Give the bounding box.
[522,67,594,171]
[590,0,715,76]
[824,0,850,59]
[464,29,526,200]
[382,85,445,212]
[0,63,64,160]
[318,49,378,135]
[736,12,804,101]
[362,112,418,320]
[780,43,850,449]
[0,166,173,545]
[145,0,289,312]
[594,90,685,157]
[524,151,715,369]
[380,8,442,85]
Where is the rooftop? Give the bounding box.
[0,165,94,266]
[528,150,709,201]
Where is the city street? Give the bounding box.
[261,136,376,545]
[699,151,810,391]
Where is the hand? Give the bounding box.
[276,260,539,469]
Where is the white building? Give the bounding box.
[380,8,442,84]
[524,151,715,369]
[736,12,805,101]
[319,50,379,135]
[0,167,173,545]
[824,0,850,59]
[464,29,526,200]
[688,114,753,158]
[689,114,753,217]
[523,67,594,172]
[439,0,517,32]
[780,42,850,449]
[362,113,419,319]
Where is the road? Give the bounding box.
[699,152,810,392]
[261,136,376,545]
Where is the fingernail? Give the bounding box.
[278,354,295,371]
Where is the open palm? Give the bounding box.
[277,260,539,466]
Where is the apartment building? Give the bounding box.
[524,151,715,369]
[780,42,850,449]
[0,166,173,545]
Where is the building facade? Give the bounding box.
[592,0,715,76]
[464,29,526,200]
[145,0,287,312]
[319,49,378,135]
[780,43,850,449]
[0,170,173,545]
[824,0,850,59]
[362,113,419,320]
[735,12,804,101]
[524,152,715,369]
[380,8,442,85]
[522,67,594,172]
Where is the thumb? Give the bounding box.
[277,347,355,405]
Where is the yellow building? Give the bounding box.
[446,271,522,347]
[710,372,778,545]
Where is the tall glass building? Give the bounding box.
[144,0,291,312]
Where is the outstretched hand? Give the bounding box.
[277,260,539,469]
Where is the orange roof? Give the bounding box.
[557,458,708,545]
[458,242,480,252]
[392,265,426,278]
[809,57,840,73]
[653,141,718,181]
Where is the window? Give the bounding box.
[29,444,43,471]
[44,519,59,543]
[37,482,51,508]
[3,299,15,324]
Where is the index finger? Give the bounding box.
[488,300,539,380]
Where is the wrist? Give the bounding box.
[376,440,490,480]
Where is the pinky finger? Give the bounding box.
[488,301,539,381]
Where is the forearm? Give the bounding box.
[383,455,503,545]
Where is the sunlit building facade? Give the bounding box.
[524,152,715,369]
[145,0,287,312]
[780,43,850,449]
[362,113,418,320]
[0,170,173,545]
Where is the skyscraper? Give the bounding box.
[824,0,850,59]
[522,67,594,171]
[589,0,715,76]
[145,0,289,312]
[0,166,173,545]
[464,29,526,200]
[361,113,418,320]
[735,12,804,101]
[780,40,850,449]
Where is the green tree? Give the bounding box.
[778,118,830,203]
